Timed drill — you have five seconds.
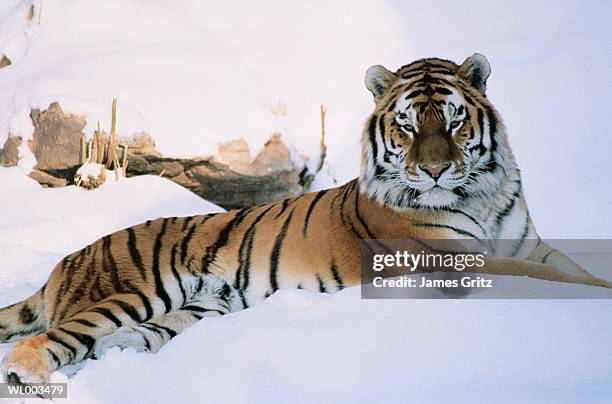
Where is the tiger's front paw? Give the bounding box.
[95,326,149,358]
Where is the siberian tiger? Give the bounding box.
[1,54,610,385]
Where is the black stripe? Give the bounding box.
[2,327,45,341]
[195,277,204,294]
[426,68,455,76]
[56,252,98,322]
[434,87,452,95]
[237,289,249,309]
[152,218,173,313]
[495,191,520,226]
[401,71,425,80]
[102,235,123,293]
[47,332,77,358]
[340,182,369,242]
[374,164,387,180]
[46,348,61,367]
[440,207,487,236]
[220,283,231,300]
[147,322,177,338]
[54,248,88,321]
[378,114,393,164]
[91,307,122,327]
[181,216,195,231]
[132,290,154,322]
[412,222,480,240]
[109,299,142,323]
[19,305,35,324]
[275,199,291,219]
[367,116,378,160]
[338,181,355,231]
[181,225,197,265]
[170,245,187,304]
[58,327,95,355]
[237,206,275,292]
[183,305,225,316]
[316,274,328,293]
[89,275,106,302]
[269,209,295,292]
[484,105,498,153]
[142,333,152,351]
[127,228,147,280]
[200,213,217,225]
[541,249,555,264]
[71,319,98,328]
[329,261,345,290]
[404,90,423,99]
[354,186,376,239]
[179,215,217,269]
[182,305,209,313]
[510,214,531,257]
[140,323,164,336]
[463,93,476,106]
[302,190,329,237]
[476,108,485,154]
[201,208,250,274]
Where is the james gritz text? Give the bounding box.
[373,275,493,288]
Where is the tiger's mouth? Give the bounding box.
[415,185,460,208]
[402,163,468,193]
[400,164,470,207]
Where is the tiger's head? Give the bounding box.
[360,54,514,210]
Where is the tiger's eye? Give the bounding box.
[450,121,462,130]
[401,125,415,136]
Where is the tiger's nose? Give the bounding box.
[419,163,451,180]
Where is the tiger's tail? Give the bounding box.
[0,287,47,343]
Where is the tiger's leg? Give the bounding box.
[95,302,226,356]
[95,278,242,356]
[1,292,158,384]
[527,240,594,278]
[458,257,612,289]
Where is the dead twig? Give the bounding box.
[316,104,328,173]
[121,145,129,176]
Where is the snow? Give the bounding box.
[0,0,35,64]
[1,0,612,402]
[0,167,222,256]
[57,293,612,404]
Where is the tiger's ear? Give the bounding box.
[365,65,397,101]
[458,53,491,95]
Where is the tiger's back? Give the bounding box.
[38,184,364,326]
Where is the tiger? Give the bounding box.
[1,53,610,386]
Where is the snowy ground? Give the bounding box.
[0,168,611,404]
